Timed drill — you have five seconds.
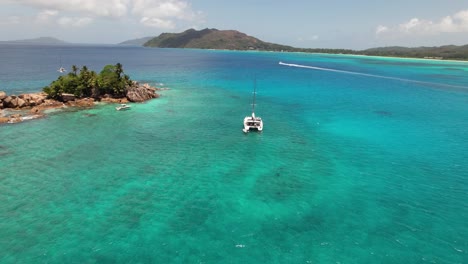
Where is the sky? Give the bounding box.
[0,0,467,49]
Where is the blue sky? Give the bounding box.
[1,0,467,49]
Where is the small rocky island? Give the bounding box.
[0,63,163,124]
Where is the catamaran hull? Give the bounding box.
[243,117,263,133]
[243,127,263,133]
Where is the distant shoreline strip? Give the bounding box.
[278,61,468,90]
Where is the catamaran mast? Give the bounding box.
[252,78,256,116]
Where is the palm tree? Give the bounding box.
[123,74,131,86]
[78,66,91,97]
[115,63,123,80]
[71,65,78,76]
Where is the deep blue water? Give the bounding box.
[0,43,467,263]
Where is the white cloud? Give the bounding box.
[132,0,193,19]
[400,18,424,32]
[15,0,129,17]
[375,25,388,34]
[377,9,468,37]
[0,16,21,25]
[13,0,202,29]
[35,8,92,28]
[58,16,93,27]
[132,0,200,28]
[36,9,58,23]
[140,17,175,29]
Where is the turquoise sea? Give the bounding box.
[0,44,467,263]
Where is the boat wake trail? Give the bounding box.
[278,61,468,90]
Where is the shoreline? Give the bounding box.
[199,48,468,63]
[1,95,106,124]
[320,53,468,64]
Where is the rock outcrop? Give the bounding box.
[65,98,95,107]
[0,93,47,109]
[126,82,160,102]
[61,93,76,102]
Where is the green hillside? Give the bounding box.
[362,45,468,60]
[143,28,293,51]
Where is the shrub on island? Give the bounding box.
[43,63,137,101]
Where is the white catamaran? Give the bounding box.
[243,79,263,133]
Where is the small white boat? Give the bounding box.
[116,104,131,111]
[243,79,263,133]
[57,55,66,73]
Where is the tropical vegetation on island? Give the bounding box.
[43,63,132,100]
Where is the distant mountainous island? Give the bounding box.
[0,37,67,44]
[143,28,292,51]
[141,28,468,60]
[118,36,154,46]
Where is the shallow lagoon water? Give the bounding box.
[0,44,467,263]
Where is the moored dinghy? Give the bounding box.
[116,104,131,111]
